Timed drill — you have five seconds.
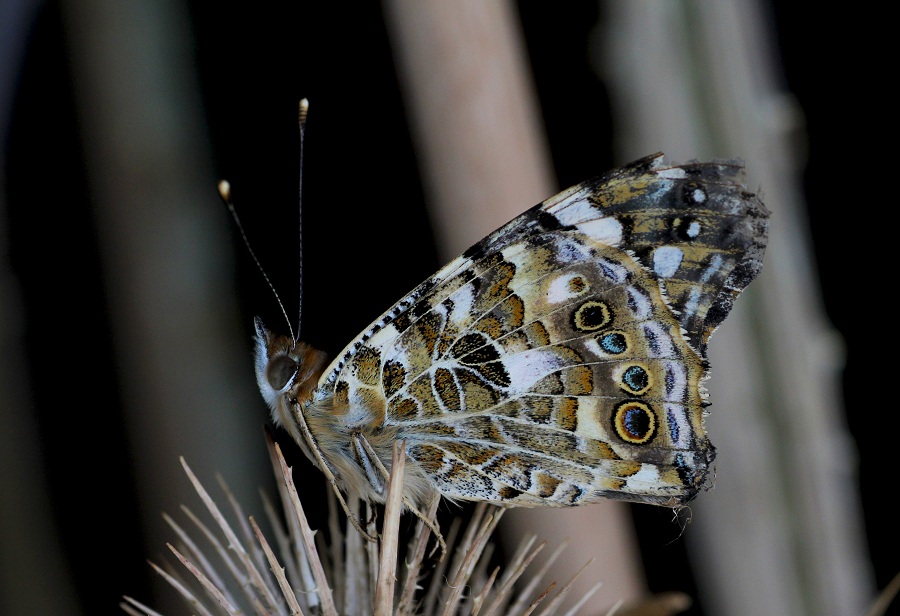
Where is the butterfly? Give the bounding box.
[253,150,769,538]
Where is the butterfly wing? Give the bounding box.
[316,153,769,507]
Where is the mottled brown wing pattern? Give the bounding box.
[307,153,769,508]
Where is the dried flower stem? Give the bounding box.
[375,441,407,615]
[269,441,339,615]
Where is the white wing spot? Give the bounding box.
[546,273,590,303]
[583,338,603,357]
[626,287,652,319]
[681,253,724,320]
[553,199,597,226]
[657,168,686,180]
[665,403,692,448]
[642,322,676,357]
[687,220,701,238]
[627,465,662,485]
[692,188,707,203]
[653,246,683,278]
[502,350,569,390]
[447,286,476,327]
[576,217,623,246]
[700,254,724,283]
[664,362,687,401]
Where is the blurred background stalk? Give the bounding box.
[55,0,270,611]
[381,1,647,612]
[597,3,873,615]
[1,0,80,613]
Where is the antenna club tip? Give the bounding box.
[217,180,232,202]
[299,98,309,123]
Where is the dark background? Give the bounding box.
[3,2,894,614]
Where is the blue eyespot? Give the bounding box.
[599,332,627,354]
[622,365,649,394]
[612,401,657,444]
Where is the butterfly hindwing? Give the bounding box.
[312,153,769,508]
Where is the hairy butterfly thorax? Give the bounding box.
[249,142,770,538]
[255,318,435,506]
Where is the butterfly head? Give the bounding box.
[254,317,328,425]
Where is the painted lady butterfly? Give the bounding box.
[253,151,769,531]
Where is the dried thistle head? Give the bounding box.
[120,431,616,616]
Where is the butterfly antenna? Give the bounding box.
[296,98,309,343]
[218,180,295,342]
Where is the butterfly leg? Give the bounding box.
[352,434,388,496]
[354,433,448,559]
[287,398,379,543]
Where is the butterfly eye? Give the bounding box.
[267,355,299,391]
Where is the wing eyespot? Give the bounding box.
[612,401,658,444]
[598,331,628,354]
[620,364,651,395]
[572,299,613,332]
